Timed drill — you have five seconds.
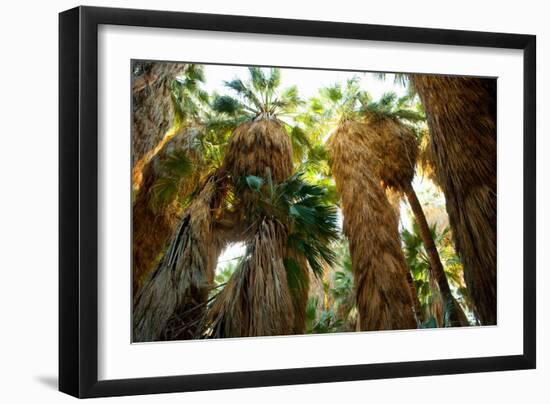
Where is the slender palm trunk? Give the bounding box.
[404,265,424,324]
[404,182,469,326]
[386,190,423,324]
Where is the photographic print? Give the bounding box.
[131,61,497,343]
[59,8,535,396]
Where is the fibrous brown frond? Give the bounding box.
[361,114,419,191]
[223,119,293,182]
[411,74,497,325]
[326,120,417,330]
[417,127,440,186]
[208,219,295,337]
[133,174,228,342]
[385,188,404,220]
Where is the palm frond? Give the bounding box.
[183,64,206,82]
[241,172,341,279]
[161,149,193,177]
[224,78,263,111]
[289,126,311,163]
[211,95,245,115]
[248,67,268,92]
[150,176,179,210]
[320,83,343,104]
[373,72,410,89]
[267,68,281,90]
[274,85,303,114]
[171,64,210,124]
[284,257,308,291]
[379,91,398,109]
[220,69,300,120]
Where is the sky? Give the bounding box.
[202,64,407,101]
[196,64,436,272]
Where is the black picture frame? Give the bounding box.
[59,5,536,398]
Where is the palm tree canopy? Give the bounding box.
[172,64,210,124]
[212,67,303,120]
[361,92,425,124]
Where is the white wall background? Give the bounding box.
[0,0,546,402]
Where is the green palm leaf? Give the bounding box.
[242,172,340,279]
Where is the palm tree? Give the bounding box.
[212,68,301,181]
[360,92,469,327]
[131,61,187,172]
[134,67,336,340]
[403,183,469,326]
[306,241,357,333]
[327,118,417,330]
[132,131,194,295]
[409,75,497,325]
[402,223,443,325]
[133,171,235,341]
[132,63,210,192]
[376,73,497,325]
[205,67,338,337]
[207,172,339,337]
[307,81,415,330]
[131,65,213,296]
[402,221,472,326]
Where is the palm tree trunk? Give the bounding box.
[411,75,496,325]
[132,61,185,167]
[404,266,424,324]
[386,189,423,324]
[327,121,417,331]
[132,130,203,296]
[404,182,469,327]
[133,174,226,342]
[208,219,296,337]
[131,61,191,297]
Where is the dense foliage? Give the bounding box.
[132,64,494,340]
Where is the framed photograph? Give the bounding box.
[59,6,536,398]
